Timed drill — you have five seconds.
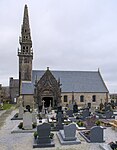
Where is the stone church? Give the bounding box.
[11,5,109,110]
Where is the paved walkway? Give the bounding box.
[0,110,117,150]
[0,110,6,117]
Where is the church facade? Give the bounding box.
[17,5,109,109]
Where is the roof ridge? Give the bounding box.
[32,70,98,73]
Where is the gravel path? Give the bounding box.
[0,110,116,150]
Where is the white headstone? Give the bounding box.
[23,112,32,130]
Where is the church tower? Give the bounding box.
[18,5,33,94]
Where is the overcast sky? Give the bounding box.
[0,0,117,93]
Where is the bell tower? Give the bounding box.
[18,5,33,94]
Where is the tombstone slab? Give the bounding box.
[56,112,64,130]
[33,123,55,148]
[80,126,105,143]
[90,126,105,143]
[23,112,32,130]
[57,123,81,145]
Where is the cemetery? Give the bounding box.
[0,99,117,150]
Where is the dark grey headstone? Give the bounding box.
[105,104,111,111]
[115,100,117,106]
[37,123,51,144]
[66,110,73,117]
[82,109,90,119]
[90,126,105,143]
[105,111,113,119]
[56,112,64,130]
[73,103,78,113]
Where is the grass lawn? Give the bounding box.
[3,103,13,110]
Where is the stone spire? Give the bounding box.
[18,4,33,95]
[22,4,30,29]
[19,4,33,53]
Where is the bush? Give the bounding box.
[76,116,80,120]
[32,123,37,128]
[18,122,23,129]
[77,121,84,127]
[38,114,42,120]
[18,122,37,129]
[64,115,68,120]
[49,133,54,139]
[51,122,54,127]
[15,113,18,118]
[34,131,38,139]
[95,120,101,126]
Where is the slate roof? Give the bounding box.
[21,70,109,94]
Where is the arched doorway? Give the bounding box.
[42,97,53,107]
[34,68,61,112]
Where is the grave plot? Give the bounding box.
[95,102,115,119]
[11,102,24,120]
[80,126,106,143]
[48,110,71,131]
[57,123,81,145]
[11,112,37,133]
[33,123,55,148]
